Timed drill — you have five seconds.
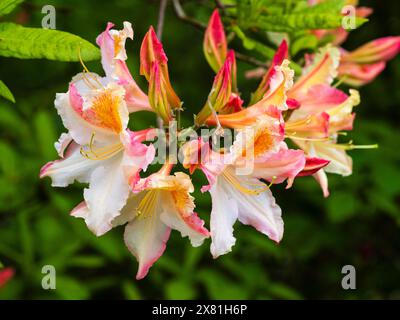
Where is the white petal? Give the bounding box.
[83,153,131,236]
[312,142,352,176]
[124,206,171,280]
[313,169,330,198]
[235,186,283,243]
[70,201,89,218]
[221,171,284,243]
[54,132,72,158]
[56,74,128,146]
[111,192,146,227]
[209,176,239,258]
[40,143,99,187]
[55,91,116,146]
[160,192,209,247]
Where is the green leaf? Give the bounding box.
[299,0,344,14]
[165,279,196,299]
[326,192,358,223]
[0,0,23,16]
[0,80,15,103]
[123,281,142,300]
[197,269,250,299]
[267,283,302,299]
[56,276,90,300]
[68,255,106,268]
[33,111,57,160]
[231,25,275,59]
[257,14,344,32]
[290,33,318,56]
[0,23,100,61]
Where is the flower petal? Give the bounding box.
[327,89,360,132]
[290,46,340,98]
[338,61,386,86]
[96,22,132,77]
[260,59,294,111]
[286,112,330,139]
[342,36,400,64]
[311,142,353,176]
[69,78,129,136]
[196,51,234,125]
[82,151,135,236]
[124,209,171,280]
[96,22,152,113]
[54,132,72,158]
[203,9,228,73]
[251,144,306,184]
[56,76,127,145]
[209,177,239,258]
[288,84,348,120]
[313,167,330,198]
[251,40,289,104]
[222,170,284,243]
[297,157,330,177]
[40,142,98,187]
[121,129,156,187]
[160,192,209,247]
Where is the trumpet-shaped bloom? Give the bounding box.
[284,46,361,196]
[41,125,156,236]
[74,165,210,279]
[184,117,305,258]
[40,22,157,235]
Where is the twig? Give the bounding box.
[172,0,206,30]
[215,0,227,15]
[235,52,268,68]
[157,0,168,40]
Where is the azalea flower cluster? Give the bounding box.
[40,8,399,279]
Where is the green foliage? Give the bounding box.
[0,80,15,103]
[235,0,362,32]
[230,0,367,59]
[290,32,318,56]
[251,13,365,33]
[0,0,399,300]
[0,23,100,61]
[0,0,23,16]
[232,25,275,59]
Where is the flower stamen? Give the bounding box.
[80,133,124,160]
[223,168,272,196]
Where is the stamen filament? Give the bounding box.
[223,169,271,196]
[78,46,104,89]
[136,191,159,219]
[80,133,124,160]
[285,134,330,142]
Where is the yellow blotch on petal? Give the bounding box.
[113,35,123,57]
[253,128,274,157]
[91,89,123,133]
[241,127,274,159]
[171,189,195,217]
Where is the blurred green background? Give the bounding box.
[0,0,400,299]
